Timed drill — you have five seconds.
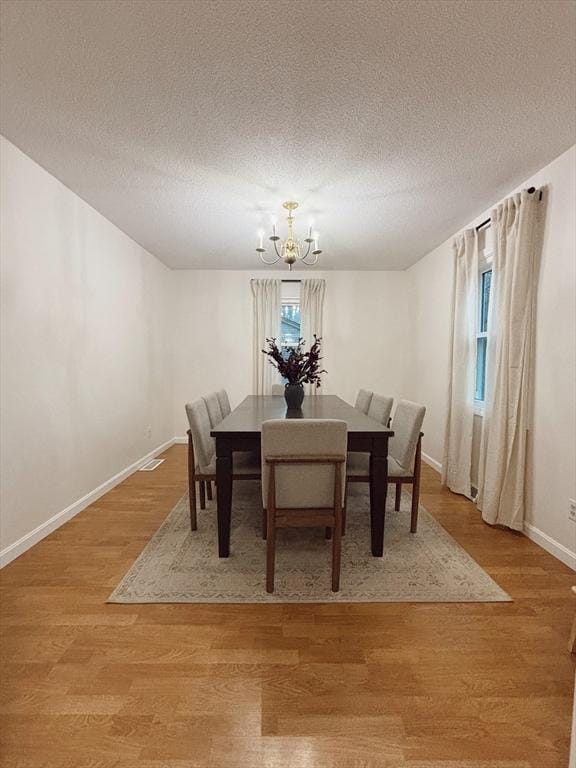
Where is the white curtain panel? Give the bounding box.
[300,278,326,395]
[251,279,281,395]
[442,229,478,499]
[477,191,540,530]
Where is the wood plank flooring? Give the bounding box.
[1,445,574,767]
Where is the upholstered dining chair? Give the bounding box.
[200,393,223,501]
[387,401,426,530]
[354,389,373,414]
[216,389,231,417]
[367,394,394,426]
[261,419,347,593]
[203,392,223,428]
[185,399,260,531]
[271,384,285,395]
[347,399,426,533]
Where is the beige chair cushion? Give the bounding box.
[346,452,412,478]
[217,389,231,417]
[185,399,215,469]
[262,419,347,509]
[367,394,394,425]
[354,389,373,414]
[203,393,223,428]
[390,400,426,470]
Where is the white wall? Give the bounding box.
[0,137,174,563]
[407,145,576,567]
[406,243,453,470]
[170,269,411,435]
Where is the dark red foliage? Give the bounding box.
[262,336,327,387]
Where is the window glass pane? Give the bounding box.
[280,303,301,347]
[475,337,487,401]
[480,270,492,333]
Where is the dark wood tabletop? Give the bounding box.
[211,395,393,438]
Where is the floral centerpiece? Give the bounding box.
[262,336,326,408]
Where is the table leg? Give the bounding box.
[216,439,233,558]
[369,435,389,556]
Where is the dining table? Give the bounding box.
[211,394,394,558]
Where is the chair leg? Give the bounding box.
[189,481,198,531]
[206,481,213,501]
[332,506,343,592]
[410,487,419,533]
[266,508,276,594]
[569,587,576,653]
[411,436,422,533]
[187,432,197,531]
[395,482,401,511]
[262,507,267,540]
[331,467,344,592]
[199,481,206,510]
[569,612,576,654]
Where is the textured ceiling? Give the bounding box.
[1,0,575,270]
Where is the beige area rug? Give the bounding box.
[109,482,510,604]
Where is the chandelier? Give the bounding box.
[256,201,322,270]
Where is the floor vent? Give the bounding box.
[139,458,165,472]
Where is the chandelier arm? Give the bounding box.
[273,239,283,260]
[259,252,282,265]
[299,240,312,261]
[300,251,319,266]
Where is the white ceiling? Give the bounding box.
[1,0,575,270]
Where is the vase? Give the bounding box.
[284,384,304,409]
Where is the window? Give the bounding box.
[475,269,491,401]
[276,282,301,384]
[280,303,301,346]
[475,228,492,406]
[280,282,301,349]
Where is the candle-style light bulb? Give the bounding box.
[257,229,264,250]
[308,217,314,238]
[313,231,319,251]
[270,215,277,236]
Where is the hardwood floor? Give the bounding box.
[1,445,574,767]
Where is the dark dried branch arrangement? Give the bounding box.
[262,336,327,387]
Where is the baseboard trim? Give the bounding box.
[0,437,175,569]
[523,522,576,571]
[422,452,442,474]
[420,453,574,570]
[173,436,188,444]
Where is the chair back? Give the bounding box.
[185,399,215,470]
[367,394,394,425]
[354,389,373,414]
[271,384,285,395]
[217,389,231,417]
[389,400,426,471]
[262,419,347,509]
[203,392,223,428]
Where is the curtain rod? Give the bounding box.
[475,187,541,231]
